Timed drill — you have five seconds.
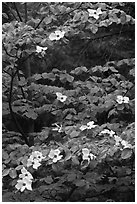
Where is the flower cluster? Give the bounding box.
[87,8,102,19]
[82,148,96,162]
[15,167,33,192]
[99,129,115,137]
[56,92,67,102]
[116,95,129,104]
[80,121,97,131]
[48,149,63,163]
[49,30,65,41]
[27,151,45,170]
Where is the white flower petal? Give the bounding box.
[33,161,41,169]
[82,148,90,155]
[96,8,102,15]
[54,149,61,155]
[116,95,124,104]
[90,153,96,160]
[88,9,96,15]
[21,186,26,192]
[80,125,87,131]
[36,45,42,53]
[49,32,57,41]
[123,96,129,103]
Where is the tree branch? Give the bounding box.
[24,3,27,23]
[8,70,30,146]
[2,42,18,59]
[13,2,23,22]
[35,16,45,29]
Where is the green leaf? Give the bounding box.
[75,179,86,187]
[64,126,75,135]
[121,148,132,160]
[109,13,118,23]
[9,168,17,179]
[120,11,127,24]
[99,19,112,27]
[81,12,89,23]
[24,110,38,119]
[72,156,79,165]
[65,114,73,120]
[2,168,10,177]
[67,173,77,182]
[33,74,42,81]
[60,74,67,83]
[44,16,52,25]
[90,24,98,34]
[109,66,118,73]
[73,12,81,22]
[44,176,53,184]
[15,165,24,170]
[70,130,80,138]
[66,74,74,83]
[64,150,72,161]
[71,66,87,75]
[2,150,9,160]
[18,77,27,86]
[81,159,90,170]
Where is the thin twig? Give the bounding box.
[13,2,23,22]
[8,70,30,146]
[5,2,18,21]
[24,3,27,23]
[2,42,18,59]
[35,16,45,29]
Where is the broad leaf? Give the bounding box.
[121,148,132,160]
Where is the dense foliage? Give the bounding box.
[2,2,135,202]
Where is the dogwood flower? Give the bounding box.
[19,167,33,180]
[15,177,32,192]
[116,95,124,104]
[114,135,122,146]
[82,148,96,161]
[56,92,67,102]
[52,123,63,133]
[123,96,129,103]
[49,30,65,41]
[27,152,44,170]
[79,125,88,131]
[116,95,129,104]
[48,149,63,163]
[88,8,102,19]
[27,157,41,169]
[121,140,132,149]
[87,121,97,129]
[99,129,115,137]
[36,45,47,53]
[31,151,45,162]
[80,121,97,131]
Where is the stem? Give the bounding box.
[8,70,30,146]
[24,3,27,23]
[35,16,45,29]
[13,2,23,22]
[16,68,26,99]
[2,42,18,59]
